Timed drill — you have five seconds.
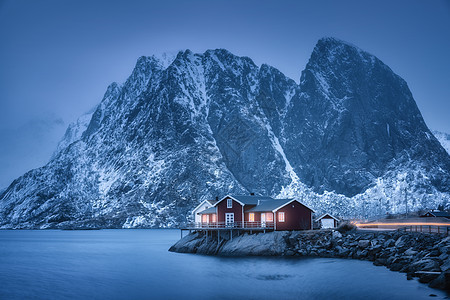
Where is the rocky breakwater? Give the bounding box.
[169,229,450,291]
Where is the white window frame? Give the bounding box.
[249,213,255,222]
[227,198,232,208]
[278,212,285,222]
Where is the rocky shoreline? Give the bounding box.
[169,229,450,291]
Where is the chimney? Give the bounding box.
[215,196,218,201]
[250,192,255,196]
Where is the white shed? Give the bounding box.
[192,199,216,223]
[317,213,339,229]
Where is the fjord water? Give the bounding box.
[0,230,446,299]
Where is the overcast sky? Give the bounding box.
[0,0,449,188]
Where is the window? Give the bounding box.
[266,213,273,222]
[202,214,209,223]
[212,214,217,223]
[227,198,232,208]
[278,212,285,222]
[249,213,255,222]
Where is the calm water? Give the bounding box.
[0,230,447,300]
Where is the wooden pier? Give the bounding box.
[179,221,275,239]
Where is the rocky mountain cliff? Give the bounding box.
[1,37,449,228]
[433,130,450,155]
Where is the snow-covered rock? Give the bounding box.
[0,38,449,229]
[433,130,450,155]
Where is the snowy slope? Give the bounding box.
[0,38,449,229]
[433,130,450,155]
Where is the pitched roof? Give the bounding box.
[316,213,339,221]
[213,194,315,212]
[424,211,450,218]
[198,206,217,214]
[246,199,292,212]
[192,199,217,213]
[225,194,275,206]
[212,195,273,206]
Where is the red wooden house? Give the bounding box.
[198,194,314,231]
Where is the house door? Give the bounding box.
[261,213,266,227]
[321,218,334,228]
[225,213,234,227]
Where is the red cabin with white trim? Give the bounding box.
[198,194,314,231]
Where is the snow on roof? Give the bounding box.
[246,199,292,212]
[192,199,216,213]
[423,211,450,218]
[212,194,315,212]
[215,195,275,206]
[198,206,217,214]
[316,213,339,221]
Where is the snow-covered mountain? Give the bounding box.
[433,130,450,155]
[1,37,449,229]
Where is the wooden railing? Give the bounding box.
[399,225,450,235]
[184,221,274,229]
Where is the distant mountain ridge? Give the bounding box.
[1,37,449,229]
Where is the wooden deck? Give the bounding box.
[178,221,275,239]
[181,221,274,230]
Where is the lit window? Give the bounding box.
[227,199,232,208]
[278,212,285,222]
[249,213,255,222]
[266,213,273,222]
[202,214,209,223]
[212,214,217,222]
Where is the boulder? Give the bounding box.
[418,273,440,284]
[358,239,370,249]
[332,230,342,239]
[429,270,450,290]
[373,258,387,266]
[395,236,408,248]
[389,263,403,271]
[404,248,418,256]
[384,239,395,248]
[409,259,441,273]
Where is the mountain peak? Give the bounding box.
[1,40,449,229]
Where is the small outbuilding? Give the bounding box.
[191,199,217,223]
[420,210,450,219]
[316,213,339,229]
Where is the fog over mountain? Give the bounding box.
[1,38,449,229]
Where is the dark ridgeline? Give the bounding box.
[0,38,449,229]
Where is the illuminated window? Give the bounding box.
[212,214,217,222]
[202,214,209,223]
[249,213,255,222]
[266,213,273,222]
[227,199,232,208]
[278,212,285,222]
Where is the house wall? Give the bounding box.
[244,211,261,222]
[275,202,312,230]
[193,201,212,223]
[202,213,217,223]
[217,197,243,223]
[320,215,338,227]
